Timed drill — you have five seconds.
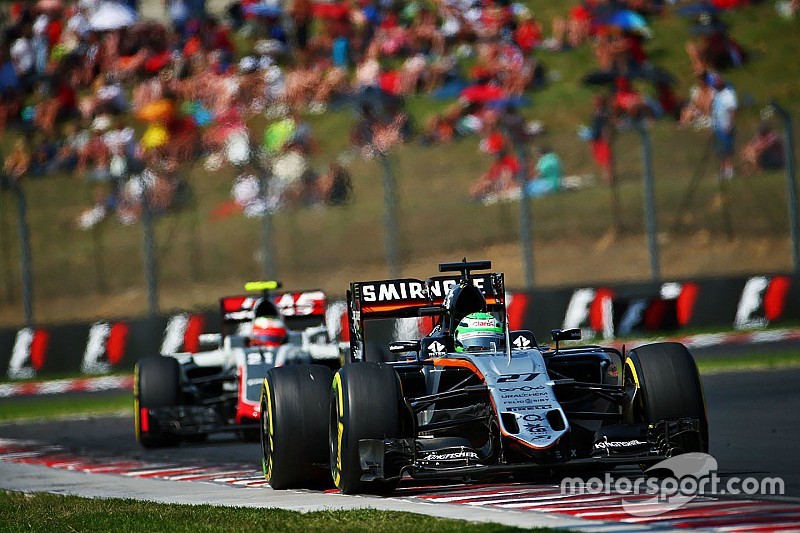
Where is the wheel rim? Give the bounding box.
[624,357,644,424]
[329,372,344,490]
[260,386,274,481]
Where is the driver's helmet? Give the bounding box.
[454,312,503,352]
[251,316,288,348]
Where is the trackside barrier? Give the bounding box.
[0,273,797,379]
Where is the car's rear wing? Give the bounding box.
[346,270,505,362]
[219,290,328,335]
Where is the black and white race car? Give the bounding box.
[134,282,343,447]
[258,261,708,493]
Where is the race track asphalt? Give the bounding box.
[2,367,799,497]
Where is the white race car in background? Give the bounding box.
[134,281,343,447]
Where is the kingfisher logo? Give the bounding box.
[81,322,130,374]
[7,328,50,379]
[735,276,790,330]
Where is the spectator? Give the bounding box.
[741,122,784,175]
[469,148,519,201]
[3,138,31,184]
[588,93,614,184]
[679,71,716,129]
[28,132,58,177]
[686,25,746,75]
[317,162,352,206]
[709,72,737,179]
[10,23,35,87]
[611,76,649,120]
[514,11,543,53]
[549,1,593,51]
[525,146,563,197]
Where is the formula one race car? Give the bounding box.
[134,282,343,448]
[259,260,709,493]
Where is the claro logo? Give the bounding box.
[7,327,50,379]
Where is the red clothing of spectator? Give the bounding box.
[625,34,647,65]
[212,28,234,55]
[481,130,505,154]
[460,83,505,104]
[313,1,350,21]
[613,77,644,115]
[487,154,519,180]
[56,82,76,111]
[379,70,402,95]
[9,2,24,24]
[713,0,747,9]
[481,4,511,35]
[656,83,679,117]
[166,114,196,137]
[514,19,542,52]
[145,50,171,74]
[183,36,203,57]
[46,19,63,47]
[379,11,399,30]
[570,3,592,22]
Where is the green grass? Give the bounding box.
[0,392,132,423]
[0,2,799,326]
[0,492,536,533]
[695,350,800,374]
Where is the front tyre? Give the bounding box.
[260,364,333,489]
[134,356,182,448]
[330,362,403,494]
[625,342,709,454]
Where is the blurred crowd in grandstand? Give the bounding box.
[0,0,790,223]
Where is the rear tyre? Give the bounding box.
[260,364,333,489]
[330,362,403,494]
[625,342,709,455]
[134,356,182,448]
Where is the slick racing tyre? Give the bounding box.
[134,356,182,448]
[330,362,403,494]
[260,364,333,489]
[625,342,709,455]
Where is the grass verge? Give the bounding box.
[0,491,536,533]
[0,392,132,423]
[695,351,800,374]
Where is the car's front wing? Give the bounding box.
[358,417,703,483]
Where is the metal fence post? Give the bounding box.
[634,120,661,282]
[140,178,159,316]
[92,223,107,293]
[771,102,799,273]
[0,187,15,303]
[253,148,278,280]
[12,184,34,325]
[380,152,401,278]
[514,145,534,289]
[260,174,276,280]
